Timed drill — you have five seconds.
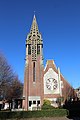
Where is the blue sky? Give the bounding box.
[0,0,80,88]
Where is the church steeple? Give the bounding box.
[23,15,44,110]
[27,14,42,40]
[30,14,39,35]
[26,14,43,61]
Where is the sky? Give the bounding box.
[0,0,80,88]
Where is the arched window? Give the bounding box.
[28,44,31,55]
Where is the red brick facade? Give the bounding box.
[23,15,75,111]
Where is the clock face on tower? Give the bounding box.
[46,78,58,91]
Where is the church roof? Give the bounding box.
[44,60,58,74]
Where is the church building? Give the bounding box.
[23,15,75,111]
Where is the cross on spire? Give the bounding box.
[34,11,35,18]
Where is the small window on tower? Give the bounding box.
[28,44,31,55]
[37,44,40,54]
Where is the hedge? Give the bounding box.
[0,109,68,119]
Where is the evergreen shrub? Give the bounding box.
[0,109,68,119]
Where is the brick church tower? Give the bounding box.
[23,15,44,110]
[23,15,76,111]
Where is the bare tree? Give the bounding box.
[7,76,23,100]
[0,52,23,101]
